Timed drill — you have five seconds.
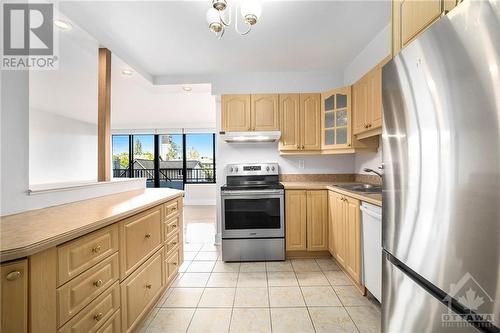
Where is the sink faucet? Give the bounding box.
[363,168,382,178]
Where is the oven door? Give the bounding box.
[221,190,284,238]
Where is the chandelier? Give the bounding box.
[206,0,262,39]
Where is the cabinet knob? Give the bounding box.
[172,242,177,245]
[173,262,178,266]
[93,313,103,321]
[296,145,300,149]
[172,207,177,211]
[145,233,152,238]
[145,284,152,289]
[368,124,372,128]
[172,224,177,228]
[5,271,21,281]
[93,279,103,287]
[301,145,305,149]
[91,245,101,254]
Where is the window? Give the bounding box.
[112,133,215,189]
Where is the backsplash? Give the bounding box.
[354,174,382,185]
[280,174,355,182]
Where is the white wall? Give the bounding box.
[1,71,146,216]
[344,24,390,174]
[184,184,216,206]
[29,110,97,184]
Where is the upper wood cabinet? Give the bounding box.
[1,259,28,333]
[286,190,328,252]
[221,94,279,132]
[251,94,279,131]
[352,58,388,139]
[321,86,352,149]
[392,0,459,55]
[279,93,321,153]
[222,94,251,131]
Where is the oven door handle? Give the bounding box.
[221,190,284,196]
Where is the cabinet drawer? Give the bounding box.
[121,249,164,333]
[96,310,120,333]
[58,281,120,333]
[165,232,180,255]
[58,224,119,286]
[164,197,182,220]
[57,253,119,326]
[164,215,181,240]
[120,206,162,278]
[165,248,180,285]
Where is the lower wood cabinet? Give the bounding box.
[1,259,28,333]
[285,190,328,252]
[328,191,362,285]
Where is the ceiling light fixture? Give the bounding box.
[121,69,134,76]
[182,86,192,92]
[206,0,262,39]
[53,19,72,31]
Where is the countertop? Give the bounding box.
[0,188,183,262]
[281,182,382,207]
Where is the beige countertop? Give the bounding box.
[0,188,183,262]
[281,182,382,207]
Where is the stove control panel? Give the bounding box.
[226,163,279,176]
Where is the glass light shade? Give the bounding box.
[206,8,221,25]
[240,0,262,19]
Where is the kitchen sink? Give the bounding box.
[335,183,382,193]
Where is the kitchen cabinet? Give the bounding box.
[221,94,251,132]
[392,0,460,55]
[352,57,389,139]
[321,86,352,149]
[1,259,28,333]
[222,94,279,132]
[328,191,362,285]
[251,94,279,131]
[285,190,328,252]
[279,93,321,153]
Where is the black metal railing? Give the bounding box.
[113,165,214,183]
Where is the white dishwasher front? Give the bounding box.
[361,202,382,302]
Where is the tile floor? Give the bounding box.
[139,205,381,333]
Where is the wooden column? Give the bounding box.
[98,48,111,181]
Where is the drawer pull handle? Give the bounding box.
[145,233,151,238]
[5,271,21,281]
[93,279,103,287]
[145,284,152,289]
[173,262,178,266]
[172,242,177,245]
[172,224,177,228]
[91,245,101,254]
[93,313,103,321]
[172,207,177,211]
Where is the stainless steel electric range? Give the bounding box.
[221,163,285,262]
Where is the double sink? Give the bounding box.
[335,183,382,193]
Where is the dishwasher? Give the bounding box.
[360,202,382,302]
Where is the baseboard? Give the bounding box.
[286,250,332,258]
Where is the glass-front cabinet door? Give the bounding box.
[321,86,352,149]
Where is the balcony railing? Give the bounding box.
[113,166,214,183]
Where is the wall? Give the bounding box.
[344,24,390,174]
[184,184,216,206]
[29,110,97,184]
[1,71,146,216]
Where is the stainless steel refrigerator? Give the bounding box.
[382,1,500,332]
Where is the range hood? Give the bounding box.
[221,131,281,143]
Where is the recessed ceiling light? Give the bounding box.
[182,86,192,92]
[54,19,72,31]
[121,69,134,76]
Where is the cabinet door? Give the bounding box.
[334,193,346,267]
[279,94,300,151]
[400,0,442,47]
[344,196,361,284]
[328,192,336,256]
[1,259,28,333]
[251,94,279,131]
[352,77,368,135]
[368,66,383,129]
[285,190,307,251]
[300,94,321,150]
[221,94,251,132]
[321,87,352,149]
[306,191,329,251]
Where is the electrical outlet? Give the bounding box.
[299,160,305,169]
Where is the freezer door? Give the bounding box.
[383,253,481,333]
[382,0,500,322]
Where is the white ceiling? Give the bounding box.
[58,0,390,80]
